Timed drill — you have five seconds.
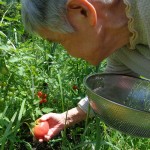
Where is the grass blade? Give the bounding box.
[18,99,26,122]
[0,111,17,150]
[57,74,64,112]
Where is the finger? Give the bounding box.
[40,113,53,121]
[44,135,50,141]
[43,126,63,141]
[46,126,62,139]
[39,139,44,143]
[43,130,52,141]
[46,130,54,139]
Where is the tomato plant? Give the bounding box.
[33,120,49,139]
[1,2,149,149]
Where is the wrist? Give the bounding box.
[61,107,87,127]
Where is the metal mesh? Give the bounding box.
[84,74,150,137]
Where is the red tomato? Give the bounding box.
[72,85,78,90]
[42,94,47,99]
[37,91,43,98]
[42,99,47,103]
[39,99,47,104]
[33,120,49,139]
[39,99,44,104]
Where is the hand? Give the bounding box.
[38,113,66,142]
[36,107,87,142]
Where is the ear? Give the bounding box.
[67,0,97,26]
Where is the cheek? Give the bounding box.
[62,42,84,58]
[66,47,83,58]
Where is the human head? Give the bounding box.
[21,0,103,65]
[21,0,129,65]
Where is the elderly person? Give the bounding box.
[21,0,150,142]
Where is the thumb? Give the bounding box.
[40,113,53,121]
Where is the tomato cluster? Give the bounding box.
[37,91,48,104]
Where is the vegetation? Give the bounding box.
[0,1,150,149]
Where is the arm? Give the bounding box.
[61,106,87,128]
[38,105,89,142]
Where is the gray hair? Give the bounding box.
[21,0,74,33]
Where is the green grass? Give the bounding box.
[0,1,150,150]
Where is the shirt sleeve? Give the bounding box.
[78,96,95,117]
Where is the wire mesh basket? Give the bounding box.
[84,73,150,138]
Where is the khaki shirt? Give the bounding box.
[105,0,150,78]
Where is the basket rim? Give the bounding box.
[84,73,150,114]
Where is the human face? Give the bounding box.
[36,0,109,65]
[38,27,103,66]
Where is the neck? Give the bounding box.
[93,0,131,61]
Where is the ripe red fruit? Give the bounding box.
[33,120,49,139]
[42,99,47,103]
[39,98,47,104]
[37,91,43,98]
[72,85,78,90]
[39,99,44,104]
[42,94,47,99]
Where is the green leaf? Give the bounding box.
[0,111,18,144]
[0,45,9,51]
[4,16,18,22]
[9,57,20,63]
[41,107,54,113]
[0,118,9,128]
[1,106,8,118]
[18,99,26,122]
[0,1,6,5]
[23,141,33,150]
[35,108,43,116]
[0,31,6,38]
[18,67,25,76]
